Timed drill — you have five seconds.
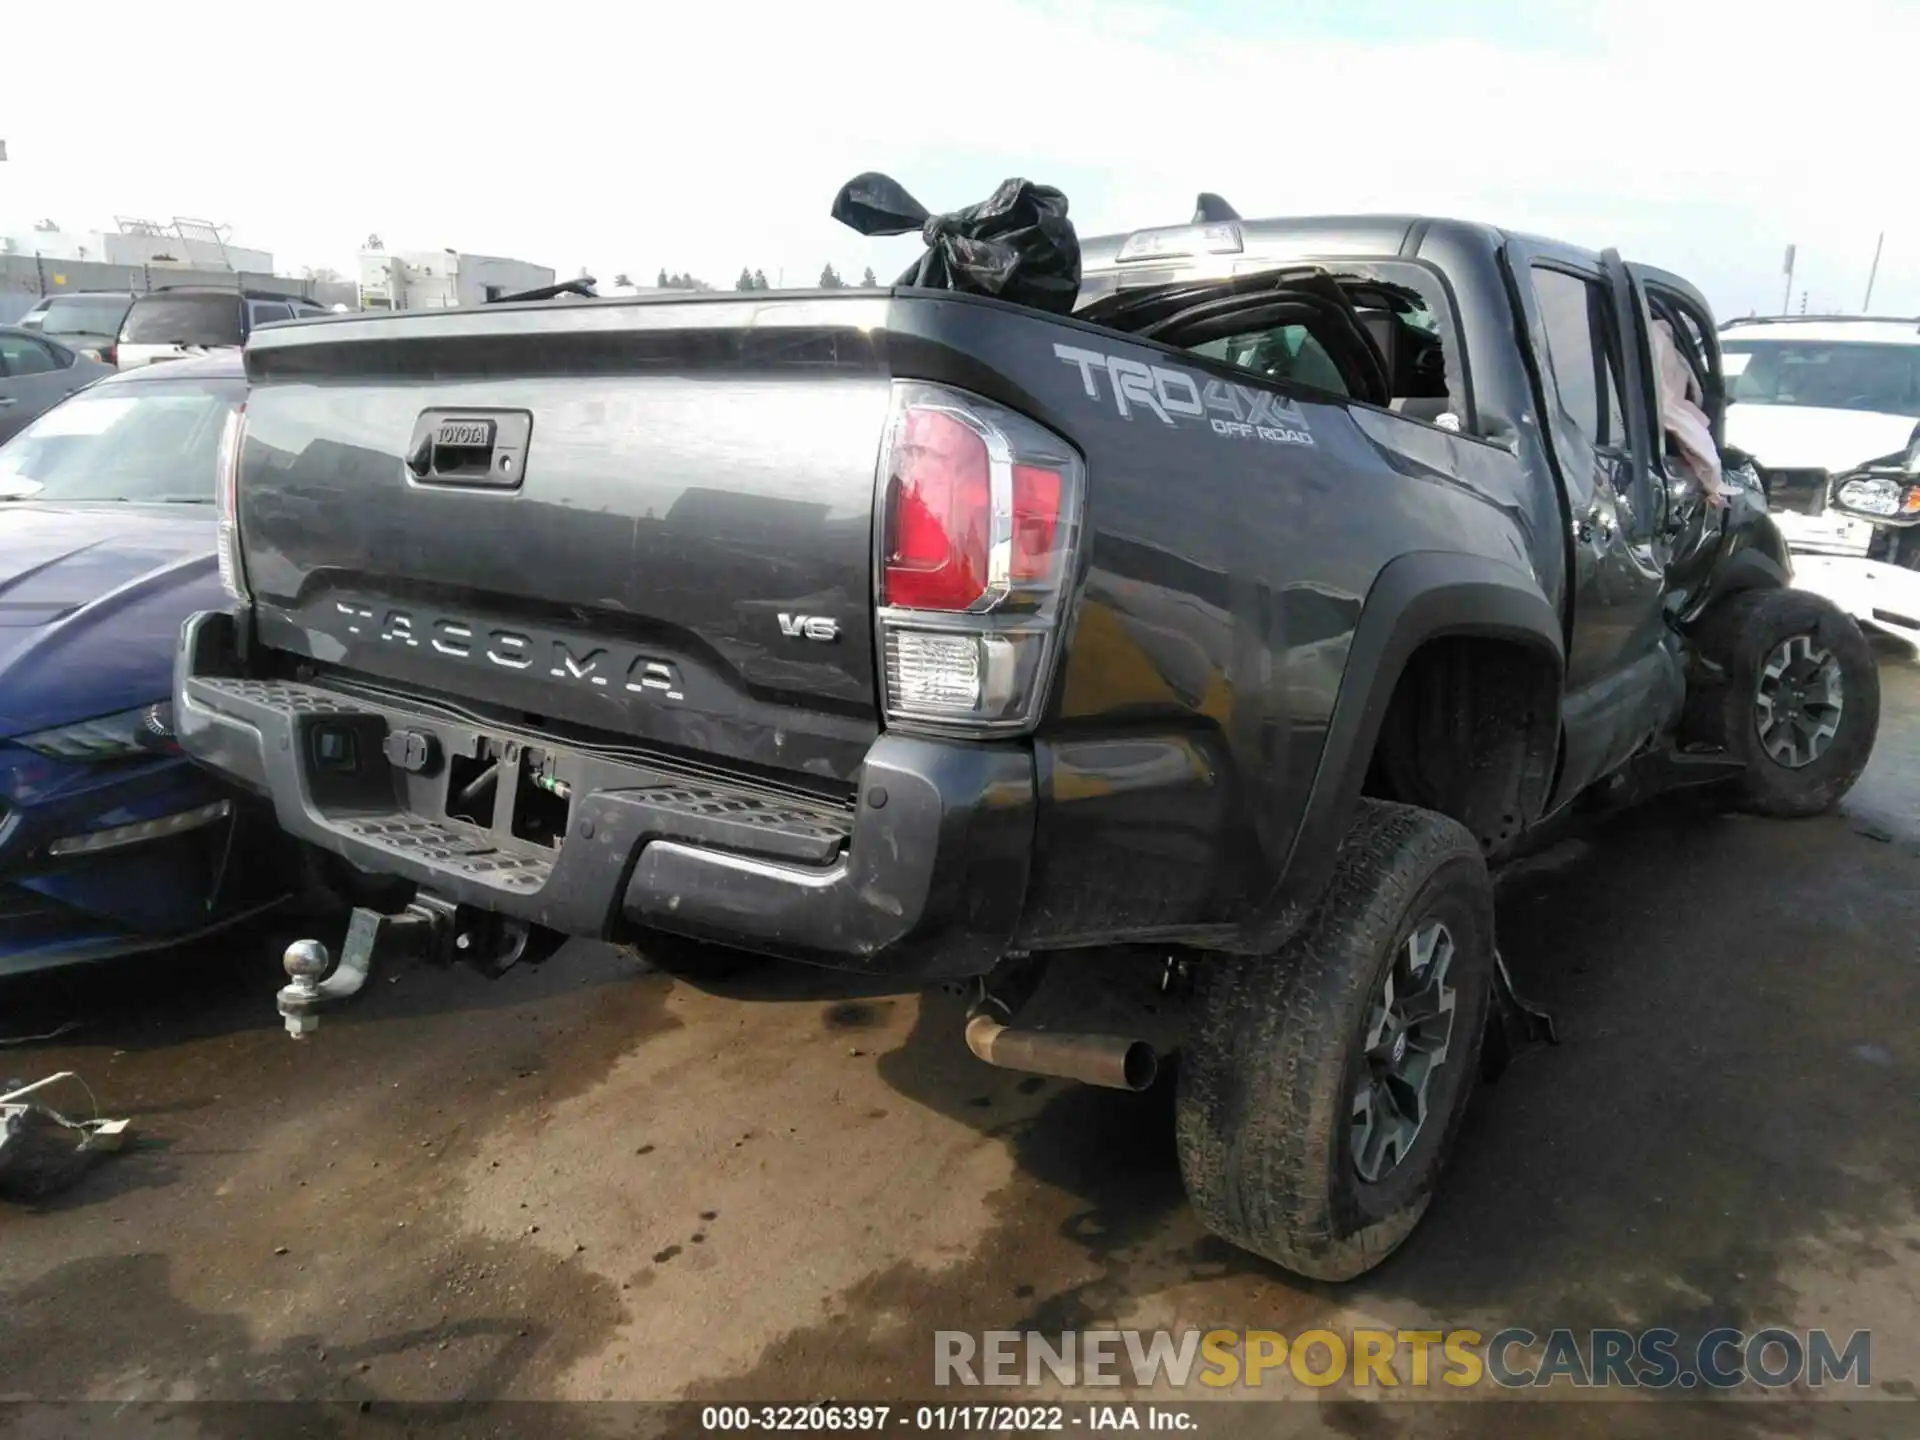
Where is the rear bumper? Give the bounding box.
[174,611,1033,979]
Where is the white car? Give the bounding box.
[1721,316,1920,649]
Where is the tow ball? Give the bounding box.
[277,898,562,1038]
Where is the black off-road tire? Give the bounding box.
[1174,800,1494,1282]
[1689,588,1879,818]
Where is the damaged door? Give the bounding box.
[1511,243,1674,806]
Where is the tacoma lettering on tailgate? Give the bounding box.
[331,602,686,701]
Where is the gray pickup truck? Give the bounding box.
[174,204,1879,1281]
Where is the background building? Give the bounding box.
[0,214,331,323]
[356,249,556,310]
[0,216,273,272]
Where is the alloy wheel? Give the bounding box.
[1351,918,1458,1183]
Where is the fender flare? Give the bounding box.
[1244,550,1565,949]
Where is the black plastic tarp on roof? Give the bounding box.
[830,172,1081,315]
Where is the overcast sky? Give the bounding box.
[3,0,1913,317]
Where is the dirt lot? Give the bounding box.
[3,660,1916,1438]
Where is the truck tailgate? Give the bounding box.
[237,297,891,785]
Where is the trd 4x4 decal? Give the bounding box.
[1053,343,1315,447]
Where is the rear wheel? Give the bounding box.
[1691,588,1879,817]
[1175,800,1494,1281]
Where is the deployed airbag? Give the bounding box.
[1652,317,1726,506]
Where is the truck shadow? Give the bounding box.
[824,674,1920,1408]
[0,915,653,1060]
[1373,786,1918,1343]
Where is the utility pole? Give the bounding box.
[1781,243,1797,315]
[1863,231,1885,313]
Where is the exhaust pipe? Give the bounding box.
[964,1013,1158,1093]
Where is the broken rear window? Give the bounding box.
[1079,263,1466,427]
[1188,325,1353,397]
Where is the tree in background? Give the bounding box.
[861,266,878,287]
[613,273,633,289]
[302,266,344,284]
[819,263,845,289]
[753,269,770,290]
[657,268,670,289]
[736,267,757,291]
[656,270,713,291]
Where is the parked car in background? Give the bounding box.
[15,292,137,366]
[0,353,304,975]
[0,327,112,443]
[1722,315,1920,649]
[115,287,330,371]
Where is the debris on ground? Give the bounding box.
[0,1073,132,1202]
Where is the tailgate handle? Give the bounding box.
[406,409,533,489]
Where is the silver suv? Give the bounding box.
[15,292,136,366]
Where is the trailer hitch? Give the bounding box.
[276,898,563,1037]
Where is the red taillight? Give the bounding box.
[884,408,991,611]
[1011,465,1062,582]
[874,382,1083,733]
[882,410,1070,612]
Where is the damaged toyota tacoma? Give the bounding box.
[173,196,1880,1281]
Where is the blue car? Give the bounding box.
[0,352,297,974]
